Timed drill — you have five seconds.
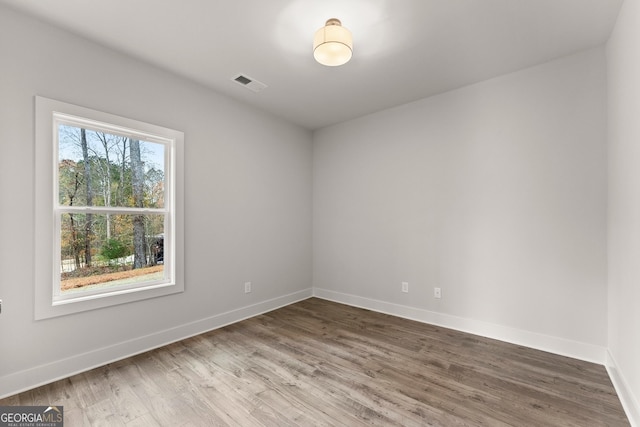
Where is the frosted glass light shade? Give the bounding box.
[313,18,353,66]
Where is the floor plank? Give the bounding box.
[0,298,630,426]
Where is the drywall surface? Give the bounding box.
[606,0,640,423]
[313,48,608,355]
[0,5,312,396]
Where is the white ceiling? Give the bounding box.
[1,0,623,130]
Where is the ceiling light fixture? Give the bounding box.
[313,18,353,67]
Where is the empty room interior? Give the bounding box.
[0,0,638,425]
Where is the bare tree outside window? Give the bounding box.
[58,124,166,293]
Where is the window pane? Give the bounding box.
[60,213,165,294]
[58,124,165,208]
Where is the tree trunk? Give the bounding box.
[81,129,93,267]
[120,139,127,207]
[97,133,113,240]
[67,170,82,271]
[130,139,147,268]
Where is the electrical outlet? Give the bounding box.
[244,282,252,293]
[401,282,409,293]
[434,287,441,299]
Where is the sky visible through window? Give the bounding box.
[58,124,165,181]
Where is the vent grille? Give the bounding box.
[234,75,252,85]
[232,74,267,93]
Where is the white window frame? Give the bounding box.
[35,96,184,320]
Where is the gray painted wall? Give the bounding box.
[607,0,640,423]
[0,5,312,394]
[313,48,608,351]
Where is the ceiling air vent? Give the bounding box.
[232,74,267,93]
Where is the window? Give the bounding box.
[35,96,184,319]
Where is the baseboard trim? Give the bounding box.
[606,350,640,427]
[312,288,606,364]
[0,288,313,400]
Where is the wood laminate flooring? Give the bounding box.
[0,298,630,426]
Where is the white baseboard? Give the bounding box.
[312,288,606,364]
[0,288,313,400]
[606,350,640,427]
